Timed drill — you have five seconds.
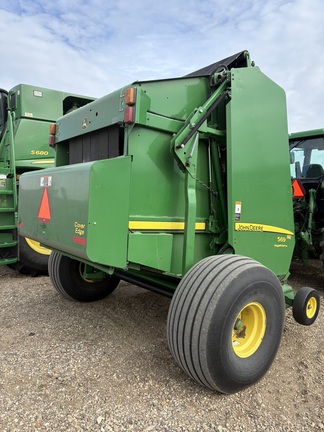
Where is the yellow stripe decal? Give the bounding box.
[32,160,55,165]
[235,222,294,236]
[129,221,206,231]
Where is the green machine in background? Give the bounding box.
[0,84,93,274]
[289,128,324,269]
[18,51,320,393]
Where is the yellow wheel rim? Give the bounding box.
[232,302,266,358]
[25,238,51,256]
[306,297,317,319]
[78,262,94,283]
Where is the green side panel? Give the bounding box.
[55,87,127,142]
[18,165,90,258]
[54,76,209,145]
[135,77,209,122]
[10,84,66,121]
[128,233,173,272]
[129,128,186,217]
[1,84,92,169]
[13,118,54,165]
[128,126,212,275]
[86,157,131,266]
[18,157,131,268]
[9,84,92,121]
[226,67,295,276]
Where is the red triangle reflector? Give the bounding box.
[292,179,305,199]
[38,187,51,223]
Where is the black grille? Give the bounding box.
[69,124,123,164]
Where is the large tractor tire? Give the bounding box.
[9,235,51,276]
[48,251,120,302]
[167,254,285,394]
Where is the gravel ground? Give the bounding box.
[0,260,323,432]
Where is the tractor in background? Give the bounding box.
[290,128,324,269]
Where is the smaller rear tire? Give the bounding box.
[48,251,120,302]
[292,287,320,326]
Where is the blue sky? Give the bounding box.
[0,0,323,132]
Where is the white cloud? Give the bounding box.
[0,0,323,132]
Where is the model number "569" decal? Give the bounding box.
[31,150,49,156]
[277,236,287,243]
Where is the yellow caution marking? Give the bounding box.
[129,221,206,231]
[32,160,55,165]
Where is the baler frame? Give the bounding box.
[18,51,320,393]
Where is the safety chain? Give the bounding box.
[194,176,218,196]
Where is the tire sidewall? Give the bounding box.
[203,267,285,392]
[18,235,49,274]
[301,290,320,325]
[293,287,320,326]
[54,253,119,302]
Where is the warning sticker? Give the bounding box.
[235,201,242,221]
[0,174,6,188]
[40,176,52,187]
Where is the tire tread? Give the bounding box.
[167,254,284,392]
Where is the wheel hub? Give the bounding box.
[232,302,266,358]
